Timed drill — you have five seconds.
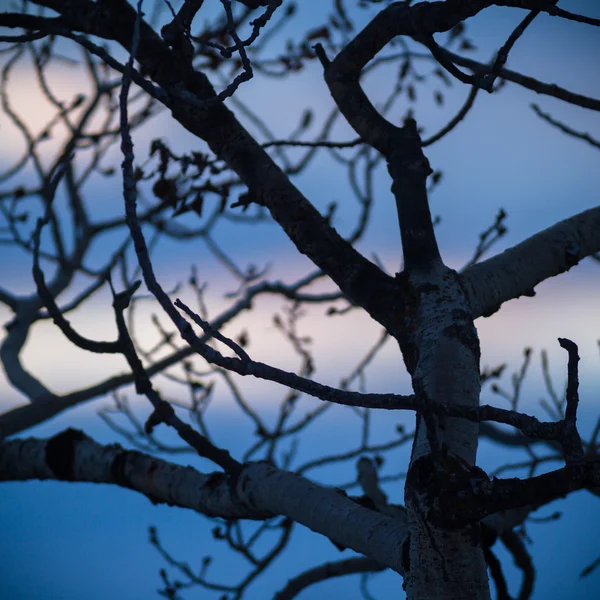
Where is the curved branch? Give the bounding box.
[422,84,479,147]
[0,299,53,402]
[32,217,122,355]
[275,557,385,600]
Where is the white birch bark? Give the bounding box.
[0,431,408,574]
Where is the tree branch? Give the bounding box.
[434,459,600,528]
[0,272,361,438]
[436,47,600,112]
[275,557,385,600]
[28,0,401,332]
[0,429,408,574]
[531,104,600,149]
[461,206,600,318]
[0,428,267,518]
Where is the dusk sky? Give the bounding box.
[1,1,599,599]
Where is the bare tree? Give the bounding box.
[0,1,599,599]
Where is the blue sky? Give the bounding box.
[1,1,600,598]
